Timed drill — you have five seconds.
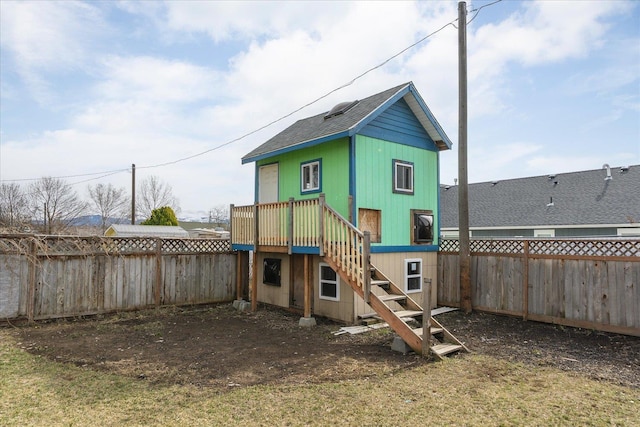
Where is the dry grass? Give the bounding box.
[1,329,638,427]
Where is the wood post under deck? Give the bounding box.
[251,252,258,311]
[303,254,311,318]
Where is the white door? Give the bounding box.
[258,163,279,203]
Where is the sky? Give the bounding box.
[1,0,639,220]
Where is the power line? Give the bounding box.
[2,0,503,184]
[2,168,130,183]
[136,15,462,172]
[468,0,503,25]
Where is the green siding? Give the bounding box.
[355,135,439,246]
[257,138,350,216]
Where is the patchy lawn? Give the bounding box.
[1,304,638,426]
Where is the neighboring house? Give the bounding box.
[231,82,465,357]
[104,224,189,238]
[440,164,640,238]
[187,228,230,239]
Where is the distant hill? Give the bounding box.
[69,215,130,227]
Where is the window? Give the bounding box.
[263,258,281,286]
[534,229,555,237]
[412,211,434,244]
[393,160,413,194]
[301,160,321,193]
[319,263,340,301]
[405,259,422,293]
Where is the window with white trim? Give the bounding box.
[393,160,414,194]
[405,258,422,293]
[319,263,340,301]
[301,160,320,193]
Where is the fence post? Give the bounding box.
[422,278,432,359]
[523,240,529,321]
[363,231,371,304]
[27,238,37,322]
[229,204,234,244]
[155,238,162,307]
[318,194,325,257]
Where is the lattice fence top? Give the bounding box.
[0,235,232,256]
[528,239,639,257]
[440,238,640,258]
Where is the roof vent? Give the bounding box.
[620,166,629,173]
[602,164,612,181]
[548,174,555,180]
[491,181,498,186]
[324,100,359,120]
[546,197,554,207]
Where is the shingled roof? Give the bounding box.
[242,82,451,163]
[440,165,640,228]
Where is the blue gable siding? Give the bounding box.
[358,98,437,151]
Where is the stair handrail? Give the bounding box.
[320,200,370,295]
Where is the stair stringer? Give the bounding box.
[322,256,427,355]
[371,266,470,353]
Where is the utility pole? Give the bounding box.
[131,163,136,225]
[458,1,472,313]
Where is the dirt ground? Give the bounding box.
[4,304,639,389]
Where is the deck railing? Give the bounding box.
[257,202,288,246]
[232,199,322,248]
[231,195,370,296]
[292,199,321,247]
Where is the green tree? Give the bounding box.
[142,206,178,226]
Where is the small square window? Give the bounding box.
[405,258,422,293]
[393,160,413,194]
[301,160,321,193]
[319,263,340,301]
[263,258,281,286]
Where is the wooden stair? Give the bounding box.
[319,201,467,359]
[324,255,469,360]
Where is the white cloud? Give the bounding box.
[464,0,632,119]
[1,0,637,212]
[96,56,222,103]
[0,1,106,103]
[163,1,351,42]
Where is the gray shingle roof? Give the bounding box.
[242,82,451,163]
[440,165,640,228]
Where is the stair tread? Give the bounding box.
[378,294,407,302]
[412,327,444,336]
[392,310,422,318]
[371,280,389,286]
[431,343,463,356]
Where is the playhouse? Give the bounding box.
[231,82,465,357]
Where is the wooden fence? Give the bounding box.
[0,235,237,321]
[438,238,640,336]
